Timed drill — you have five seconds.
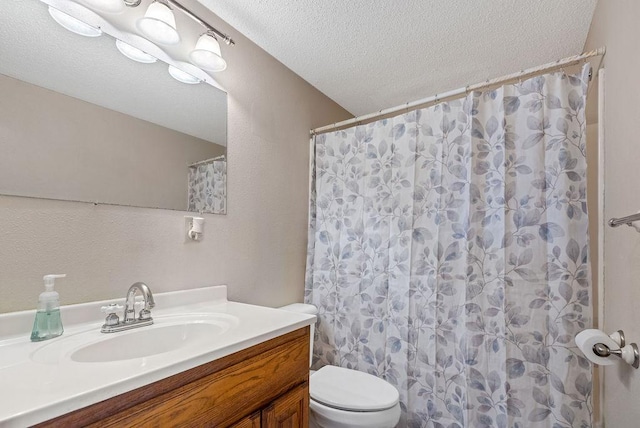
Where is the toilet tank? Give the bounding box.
[279,303,317,367]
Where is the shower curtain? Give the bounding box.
[305,65,592,427]
[188,160,227,214]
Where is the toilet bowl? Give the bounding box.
[279,304,401,428]
[309,365,401,428]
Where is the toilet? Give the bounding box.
[279,304,401,428]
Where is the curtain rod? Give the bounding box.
[188,154,226,168]
[311,47,606,136]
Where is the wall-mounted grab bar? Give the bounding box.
[608,212,640,228]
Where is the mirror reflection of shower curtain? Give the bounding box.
[188,160,227,214]
[306,65,593,427]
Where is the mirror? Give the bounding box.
[0,0,227,214]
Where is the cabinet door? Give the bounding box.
[232,411,261,428]
[262,382,308,428]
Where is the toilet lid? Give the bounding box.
[310,365,400,412]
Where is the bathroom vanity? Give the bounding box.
[38,328,309,427]
[0,286,315,427]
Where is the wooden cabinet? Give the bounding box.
[230,380,308,428]
[232,412,261,428]
[36,327,310,428]
[262,383,309,428]
[233,383,309,428]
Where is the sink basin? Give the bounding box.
[71,322,225,363]
[31,313,238,364]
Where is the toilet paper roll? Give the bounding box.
[575,329,618,366]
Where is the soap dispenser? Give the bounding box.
[30,274,66,342]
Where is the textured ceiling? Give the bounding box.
[198,0,597,116]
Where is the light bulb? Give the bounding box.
[48,6,102,38]
[189,33,227,72]
[168,65,201,85]
[136,2,180,45]
[116,40,157,63]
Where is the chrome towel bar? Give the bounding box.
[608,212,640,228]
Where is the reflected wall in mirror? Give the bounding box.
[0,0,228,214]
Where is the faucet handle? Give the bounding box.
[101,303,123,314]
[134,301,152,320]
[100,303,123,328]
[139,308,152,320]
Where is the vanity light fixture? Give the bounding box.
[48,6,103,37]
[156,0,233,72]
[136,1,180,45]
[168,64,201,85]
[190,33,227,72]
[115,39,157,63]
[78,0,125,14]
[48,0,235,85]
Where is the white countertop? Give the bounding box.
[0,286,315,427]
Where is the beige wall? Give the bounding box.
[0,4,351,313]
[586,122,601,424]
[584,1,640,426]
[586,122,598,318]
[0,74,225,211]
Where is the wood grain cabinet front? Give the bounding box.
[231,411,261,428]
[36,327,310,428]
[262,382,309,428]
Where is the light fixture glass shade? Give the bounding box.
[79,0,125,14]
[168,65,201,85]
[48,6,103,37]
[116,40,157,63]
[136,1,180,45]
[189,34,227,72]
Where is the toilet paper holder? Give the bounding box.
[577,329,640,369]
[185,216,205,241]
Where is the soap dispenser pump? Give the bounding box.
[30,274,66,342]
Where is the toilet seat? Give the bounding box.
[310,366,400,412]
[309,398,401,428]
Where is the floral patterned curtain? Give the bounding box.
[188,159,227,214]
[305,65,592,427]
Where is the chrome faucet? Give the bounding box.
[124,282,155,322]
[101,282,155,333]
